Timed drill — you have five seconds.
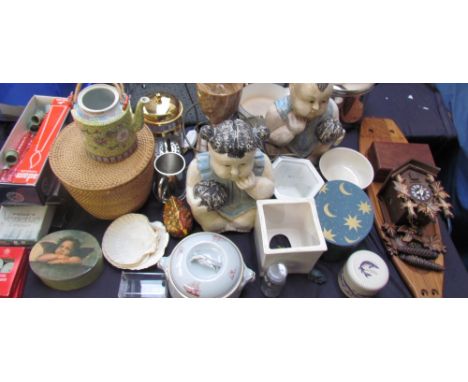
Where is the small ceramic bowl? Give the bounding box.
[319,147,374,189]
[239,84,288,118]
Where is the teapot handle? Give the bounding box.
[72,83,125,104]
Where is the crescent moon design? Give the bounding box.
[323,203,336,218]
[344,236,359,244]
[339,182,352,196]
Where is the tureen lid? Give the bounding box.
[343,250,389,296]
[143,92,183,125]
[168,232,244,298]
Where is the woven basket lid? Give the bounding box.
[50,123,155,191]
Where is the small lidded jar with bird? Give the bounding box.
[338,250,389,297]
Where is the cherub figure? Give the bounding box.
[35,237,85,265]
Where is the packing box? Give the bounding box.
[0,96,72,205]
[0,247,30,298]
[0,204,56,246]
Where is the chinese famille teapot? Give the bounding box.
[72,84,150,163]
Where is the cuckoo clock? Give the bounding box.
[379,160,452,227]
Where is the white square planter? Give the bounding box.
[254,199,327,276]
[272,156,324,200]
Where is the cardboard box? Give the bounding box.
[0,96,72,205]
[0,247,30,298]
[0,204,56,246]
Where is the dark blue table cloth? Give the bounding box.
[363,83,457,142]
[22,126,468,298]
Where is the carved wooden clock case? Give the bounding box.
[379,160,440,227]
[378,159,453,274]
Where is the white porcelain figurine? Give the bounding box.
[186,119,274,233]
[265,83,345,163]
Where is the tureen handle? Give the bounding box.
[241,266,256,288]
[158,257,169,272]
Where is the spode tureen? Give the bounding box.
[157,232,255,298]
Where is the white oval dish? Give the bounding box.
[332,83,375,97]
[239,84,288,118]
[319,147,374,189]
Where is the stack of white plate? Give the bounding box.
[102,214,169,270]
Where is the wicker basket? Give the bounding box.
[49,122,155,220]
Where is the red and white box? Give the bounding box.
[0,247,30,298]
[0,96,72,205]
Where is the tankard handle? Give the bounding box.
[158,177,169,202]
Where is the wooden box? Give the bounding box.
[367,142,435,182]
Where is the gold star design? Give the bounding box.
[344,215,362,231]
[323,228,336,242]
[358,201,372,214]
[319,184,328,194]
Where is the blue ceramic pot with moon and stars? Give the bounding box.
[315,180,374,262]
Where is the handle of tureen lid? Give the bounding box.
[72,83,125,104]
[190,254,222,272]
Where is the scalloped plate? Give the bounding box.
[102,214,157,268]
[103,220,169,270]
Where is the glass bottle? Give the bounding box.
[260,263,288,298]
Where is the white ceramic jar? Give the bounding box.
[158,232,255,298]
[338,250,389,298]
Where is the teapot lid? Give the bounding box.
[167,232,244,298]
[143,92,183,125]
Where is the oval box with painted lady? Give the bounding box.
[315,180,374,261]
